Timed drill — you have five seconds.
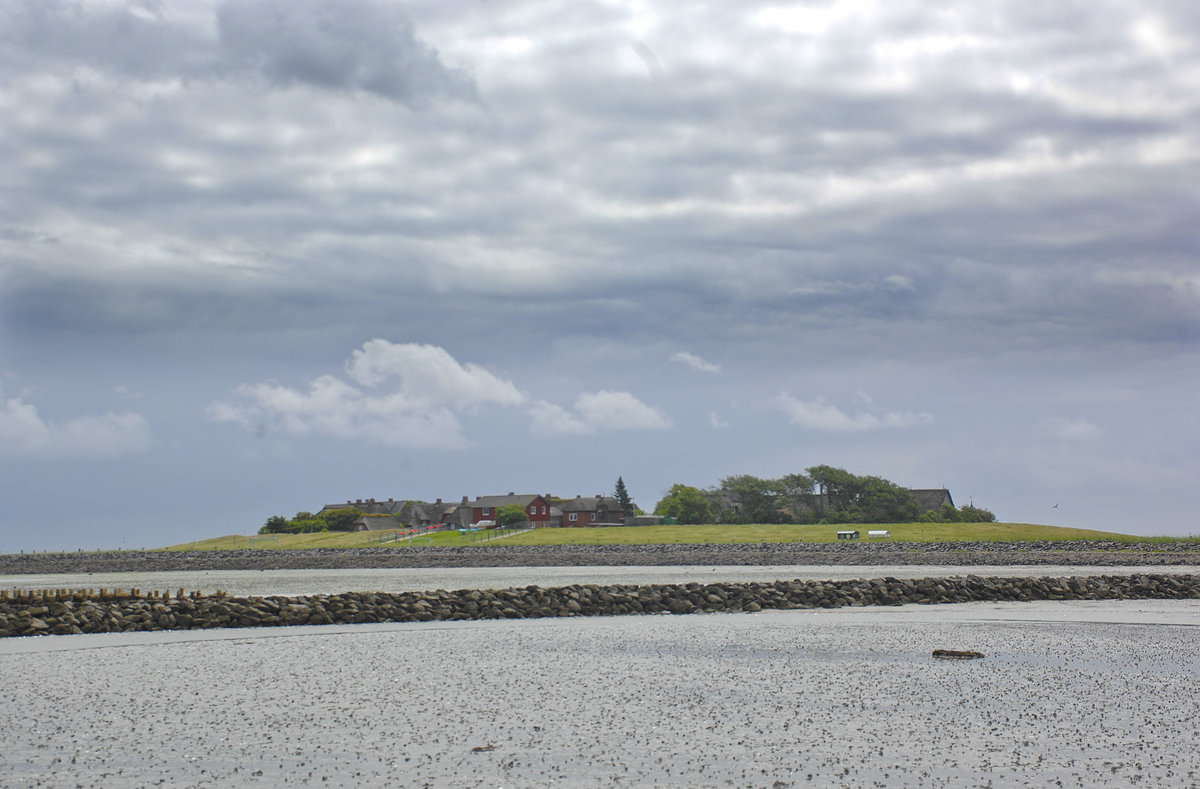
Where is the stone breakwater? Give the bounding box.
[3,573,1198,638]
[2,540,1199,574]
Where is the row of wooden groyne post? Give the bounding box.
[0,588,218,603]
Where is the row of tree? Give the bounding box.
[259,508,363,534]
[653,466,994,525]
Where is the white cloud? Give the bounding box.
[212,341,670,445]
[708,411,730,429]
[0,393,151,459]
[1041,416,1102,441]
[527,400,593,437]
[210,340,526,448]
[529,391,672,436]
[576,390,672,431]
[778,393,933,432]
[346,340,525,409]
[209,374,467,449]
[670,351,721,374]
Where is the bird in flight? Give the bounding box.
[1051,503,1059,509]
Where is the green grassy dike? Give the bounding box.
[163,522,1196,551]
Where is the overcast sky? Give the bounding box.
[3,0,1199,550]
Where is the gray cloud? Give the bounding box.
[216,0,478,105]
[0,387,152,459]
[4,0,1200,546]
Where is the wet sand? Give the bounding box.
[5,563,1199,598]
[3,600,1198,787]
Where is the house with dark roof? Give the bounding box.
[447,493,554,528]
[319,498,405,517]
[557,494,626,527]
[910,488,954,514]
[352,514,401,531]
[319,489,646,530]
[320,498,441,529]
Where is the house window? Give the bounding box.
[541,506,547,515]
[482,508,490,516]
[569,513,578,522]
[529,506,536,515]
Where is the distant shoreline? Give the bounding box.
[2,540,1199,574]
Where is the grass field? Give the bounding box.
[162,522,1195,551]
[164,528,480,552]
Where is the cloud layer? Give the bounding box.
[670,352,721,374]
[210,340,669,446]
[0,392,151,459]
[777,394,933,433]
[3,0,1199,547]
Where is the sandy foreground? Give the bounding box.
[2,601,1198,788]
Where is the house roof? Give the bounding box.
[558,495,623,513]
[320,499,406,516]
[458,493,547,509]
[354,514,400,530]
[910,488,954,512]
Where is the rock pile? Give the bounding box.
[2,573,1197,638]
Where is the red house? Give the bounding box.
[450,493,553,527]
[557,494,626,527]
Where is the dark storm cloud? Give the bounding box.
[216,0,478,105]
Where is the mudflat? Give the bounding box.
[3,600,1198,787]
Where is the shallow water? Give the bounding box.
[3,563,1197,597]
[2,600,1198,787]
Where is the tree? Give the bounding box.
[322,507,363,532]
[853,476,919,523]
[778,472,816,522]
[614,476,633,515]
[496,504,529,527]
[716,474,789,523]
[806,465,862,516]
[654,484,714,525]
[957,504,996,523]
[918,503,996,523]
[259,515,292,535]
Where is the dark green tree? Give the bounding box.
[806,465,863,516]
[614,476,633,515]
[259,515,292,535]
[288,512,326,533]
[654,484,714,525]
[779,472,817,522]
[497,503,529,527]
[957,504,996,523]
[853,476,919,522]
[716,474,789,523]
[322,507,364,532]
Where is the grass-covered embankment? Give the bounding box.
[163,522,1192,552]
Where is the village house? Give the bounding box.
[556,494,626,527]
[319,498,441,531]
[445,493,554,528]
[910,488,954,513]
[319,491,637,530]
